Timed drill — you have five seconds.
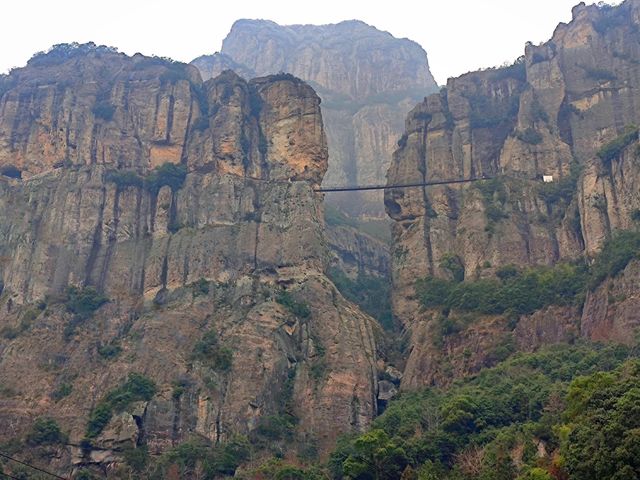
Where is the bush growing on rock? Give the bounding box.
[105,169,144,189]
[92,101,115,121]
[26,417,67,446]
[144,162,187,193]
[0,165,21,179]
[85,373,156,438]
[63,286,109,319]
[597,125,639,165]
[416,262,588,316]
[191,330,233,372]
[276,291,311,319]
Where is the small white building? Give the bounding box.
[543,175,554,183]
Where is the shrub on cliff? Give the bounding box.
[64,286,108,319]
[516,127,543,145]
[589,230,640,288]
[597,125,639,165]
[85,373,156,438]
[144,162,188,193]
[191,330,233,372]
[276,291,311,319]
[416,262,588,316]
[92,101,115,121]
[26,417,67,446]
[0,165,22,179]
[105,169,144,189]
[537,162,582,210]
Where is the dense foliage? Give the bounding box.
[416,262,587,316]
[28,42,119,67]
[148,437,251,479]
[105,162,187,194]
[562,361,640,479]
[417,228,640,316]
[144,162,188,193]
[328,343,637,480]
[589,229,640,288]
[63,285,109,319]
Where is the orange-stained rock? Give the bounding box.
[0,45,377,472]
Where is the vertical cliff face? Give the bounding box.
[0,45,378,473]
[193,19,439,217]
[386,0,640,388]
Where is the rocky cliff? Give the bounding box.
[386,0,640,388]
[0,44,379,476]
[193,20,439,217]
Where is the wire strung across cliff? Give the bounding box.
[313,175,496,192]
[0,451,68,480]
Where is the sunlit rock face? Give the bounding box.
[193,19,439,217]
[0,45,379,468]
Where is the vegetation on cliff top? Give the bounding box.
[27,42,120,67]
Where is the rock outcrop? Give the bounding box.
[386,0,640,388]
[326,225,390,279]
[0,44,378,474]
[193,20,439,217]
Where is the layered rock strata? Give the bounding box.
[385,0,640,387]
[0,45,378,472]
[193,19,439,217]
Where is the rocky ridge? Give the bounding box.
[0,44,379,475]
[193,19,439,217]
[385,0,640,388]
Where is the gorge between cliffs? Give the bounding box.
[1,1,640,479]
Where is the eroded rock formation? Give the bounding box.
[193,19,439,217]
[386,0,640,388]
[0,45,378,472]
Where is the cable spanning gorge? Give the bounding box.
[1,1,640,478]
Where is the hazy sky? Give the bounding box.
[1,1,620,84]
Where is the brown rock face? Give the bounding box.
[193,19,439,217]
[0,44,377,472]
[386,0,640,388]
[326,225,390,279]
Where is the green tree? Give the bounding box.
[563,361,640,479]
[342,429,408,480]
